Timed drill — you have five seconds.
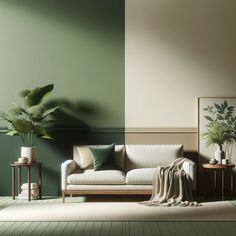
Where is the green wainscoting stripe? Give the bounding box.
[0,0,125,196]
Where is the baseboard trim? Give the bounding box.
[125,127,197,134]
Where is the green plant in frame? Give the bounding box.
[203,100,236,151]
[0,84,59,147]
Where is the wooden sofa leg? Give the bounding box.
[62,191,65,203]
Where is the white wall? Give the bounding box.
[125,0,236,128]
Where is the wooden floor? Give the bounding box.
[1,221,236,236]
[0,197,236,236]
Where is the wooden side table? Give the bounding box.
[202,163,235,200]
[10,162,42,201]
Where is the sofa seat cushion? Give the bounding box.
[67,169,126,185]
[126,168,157,185]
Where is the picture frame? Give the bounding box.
[198,97,236,165]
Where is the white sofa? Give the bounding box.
[61,144,196,202]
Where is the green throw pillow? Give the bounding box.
[89,144,115,171]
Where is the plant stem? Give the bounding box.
[24,97,27,120]
[31,131,33,147]
[19,134,25,146]
[31,121,34,147]
[22,133,26,146]
[33,135,37,147]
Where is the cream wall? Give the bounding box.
[125,0,236,128]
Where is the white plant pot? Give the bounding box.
[21,147,37,163]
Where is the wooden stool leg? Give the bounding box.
[222,170,224,200]
[18,166,21,195]
[62,191,65,203]
[12,167,15,200]
[28,166,31,201]
[38,165,42,199]
[214,170,217,198]
[231,169,234,199]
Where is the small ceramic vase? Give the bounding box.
[209,158,217,165]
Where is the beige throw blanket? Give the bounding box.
[141,158,199,207]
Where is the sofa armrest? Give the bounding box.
[182,159,196,190]
[61,159,77,190]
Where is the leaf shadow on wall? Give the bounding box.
[45,99,124,155]
[2,0,124,34]
[41,165,60,196]
[37,99,117,195]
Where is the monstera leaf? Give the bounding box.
[8,107,25,116]
[0,111,13,122]
[6,130,19,136]
[33,125,53,139]
[43,106,60,119]
[26,84,54,107]
[28,105,60,122]
[0,130,18,136]
[17,89,31,98]
[12,119,33,133]
[28,105,44,121]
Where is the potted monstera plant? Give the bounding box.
[203,100,236,163]
[0,84,59,163]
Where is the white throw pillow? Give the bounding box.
[76,146,93,169]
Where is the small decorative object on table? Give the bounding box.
[222,159,228,165]
[17,157,28,164]
[209,158,217,165]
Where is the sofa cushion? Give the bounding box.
[126,168,157,185]
[67,169,126,185]
[89,144,115,171]
[73,145,125,171]
[125,145,183,171]
[76,146,93,169]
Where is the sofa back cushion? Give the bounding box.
[125,144,183,171]
[73,145,125,171]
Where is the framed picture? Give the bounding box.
[198,97,236,164]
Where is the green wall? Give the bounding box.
[0,0,124,195]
